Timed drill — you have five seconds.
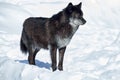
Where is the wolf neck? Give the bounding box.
[69,21,79,35]
[50,10,79,35]
[51,11,69,23]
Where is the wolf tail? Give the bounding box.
[20,38,28,54]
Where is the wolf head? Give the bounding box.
[65,2,86,26]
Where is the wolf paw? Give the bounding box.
[58,66,63,71]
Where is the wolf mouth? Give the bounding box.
[69,18,85,27]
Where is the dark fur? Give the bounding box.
[20,2,86,71]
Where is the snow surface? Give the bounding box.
[0,0,120,80]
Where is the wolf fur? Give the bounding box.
[20,2,86,71]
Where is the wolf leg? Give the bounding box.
[58,47,66,71]
[28,48,39,65]
[50,45,57,71]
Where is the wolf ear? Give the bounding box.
[68,2,73,7]
[67,2,73,13]
[78,2,82,8]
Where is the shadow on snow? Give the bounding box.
[18,59,51,70]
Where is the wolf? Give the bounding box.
[20,2,86,71]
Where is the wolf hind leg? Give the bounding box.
[28,48,40,65]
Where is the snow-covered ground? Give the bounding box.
[0,0,120,80]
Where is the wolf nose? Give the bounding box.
[81,17,86,25]
[84,20,86,24]
[82,18,86,25]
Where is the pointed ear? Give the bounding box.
[67,2,73,13]
[67,2,73,7]
[78,2,82,8]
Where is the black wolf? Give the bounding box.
[20,2,86,71]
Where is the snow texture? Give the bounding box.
[0,0,120,80]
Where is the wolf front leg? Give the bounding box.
[58,47,66,71]
[50,45,57,71]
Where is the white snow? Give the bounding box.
[0,0,120,80]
